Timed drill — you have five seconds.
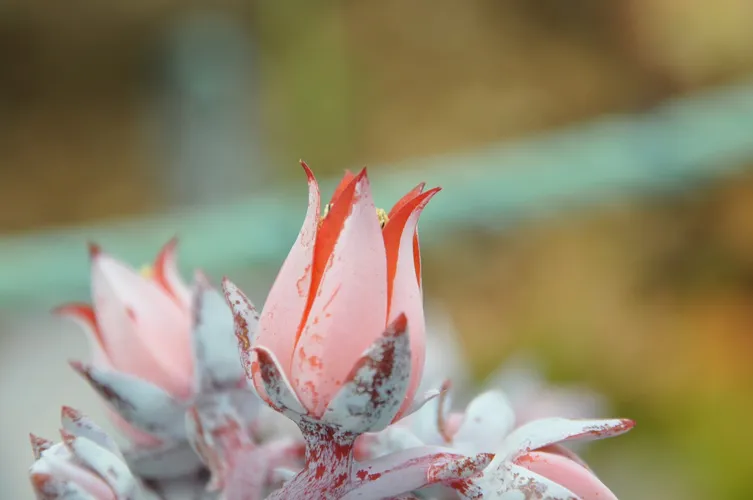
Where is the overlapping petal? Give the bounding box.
[89,248,193,398]
[256,161,320,376]
[292,170,388,416]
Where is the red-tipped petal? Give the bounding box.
[54,304,110,365]
[30,434,53,460]
[89,249,193,398]
[299,169,366,335]
[88,242,102,258]
[256,162,321,377]
[388,182,426,218]
[328,169,357,206]
[382,187,440,416]
[517,451,618,500]
[293,170,389,416]
[152,237,192,308]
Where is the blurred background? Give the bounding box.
[2,1,753,498]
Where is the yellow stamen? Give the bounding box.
[322,203,333,219]
[376,208,389,228]
[139,265,153,278]
[320,203,390,228]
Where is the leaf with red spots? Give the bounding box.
[222,278,261,385]
[343,446,490,499]
[321,313,411,433]
[492,417,635,466]
[249,346,306,419]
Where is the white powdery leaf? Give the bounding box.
[191,273,248,392]
[70,362,187,440]
[322,314,412,433]
[493,418,634,465]
[451,391,515,456]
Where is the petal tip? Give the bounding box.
[386,312,408,337]
[29,433,52,458]
[61,406,82,421]
[68,360,88,376]
[87,242,102,259]
[30,472,53,490]
[59,429,75,446]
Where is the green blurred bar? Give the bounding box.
[1,79,753,310]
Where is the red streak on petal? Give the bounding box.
[329,170,356,206]
[388,182,425,218]
[296,169,366,346]
[152,237,180,300]
[54,303,108,355]
[61,406,82,422]
[88,242,102,258]
[382,187,441,316]
[413,233,421,287]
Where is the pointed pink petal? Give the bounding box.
[54,304,111,368]
[256,162,320,376]
[322,314,411,433]
[90,249,193,398]
[152,238,192,309]
[328,169,356,206]
[382,187,440,418]
[517,451,618,500]
[292,170,388,416]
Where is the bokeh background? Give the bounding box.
[2,1,753,498]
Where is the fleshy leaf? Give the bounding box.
[249,346,307,418]
[493,417,634,465]
[192,273,245,391]
[321,314,411,433]
[451,391,515,455]
[70,361,186,439]
[60,407,122,460]
[60,431,137,498]
[222,278,261,383]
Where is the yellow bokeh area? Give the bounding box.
[425,171,753,498]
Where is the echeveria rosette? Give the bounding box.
[223,164,491,498]
[368,389,634,499]
[59,242,266,487]
[29,407,142,500]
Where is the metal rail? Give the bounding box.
[1,78,752,309]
